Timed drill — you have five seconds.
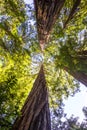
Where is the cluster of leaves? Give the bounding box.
[0,1,37,129]
[44,60,80,107]
[0,50,37,129]
[0,0,87,129]
[0,0,33,56]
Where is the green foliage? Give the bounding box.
[0,0,26,54]
[46,9,87,73]
[44,57,80,107]
[0,50,36,129]
[0,0,25,22]
[0,0,87,129]
[0,2,39,128]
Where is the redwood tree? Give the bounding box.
[12,0,85,130]
[12,65,51,130]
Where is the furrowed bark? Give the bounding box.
[34,0,65,50]
[12,65,51,130]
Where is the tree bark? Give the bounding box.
[34,0,65,50]
[64,51,87,86]
[64,67,87,87]
[12,65,51,130]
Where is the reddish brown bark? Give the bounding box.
[34,0,65,50]
[12,65,51,130]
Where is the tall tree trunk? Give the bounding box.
[64,67,87,87]
[34,0,65,50]
[12,65,51,130]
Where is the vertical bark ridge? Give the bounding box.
[34,0,66,50]
[12,65,51,130]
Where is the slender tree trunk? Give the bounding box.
[12,65,51,130]
[63,51,87,86]
[64,67,87,87]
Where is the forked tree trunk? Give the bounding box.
[12,65,51,130]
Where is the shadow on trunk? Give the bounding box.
[12,65,51,130]
[64,67,87,87]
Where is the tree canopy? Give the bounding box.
[0,0,87,129]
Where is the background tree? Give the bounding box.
[51,100,87,130]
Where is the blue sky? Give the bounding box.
[24,0,33,4]
[24,0,87,122]
[64,84,87,122]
